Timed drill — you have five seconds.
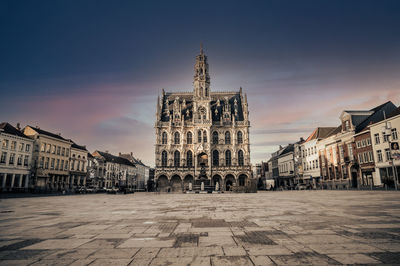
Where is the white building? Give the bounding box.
[370,107,400,188]
[301,127,336,187]
[69,142,89,190]
[277,144,295,188]
[23,125,72,191]
[0,123,34,192]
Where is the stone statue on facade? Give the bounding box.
[215,182,219,191]
[189,182,192,191]
[201,181,204,191]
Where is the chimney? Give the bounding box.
[16,123,21,130]
[105,150,109,154]
[119,152,121,156]
[300,137,304,142]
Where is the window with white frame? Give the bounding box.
[366,138,371,146]
[377,150,383,162]
[374,133,380,144]
[368,151,373,162]
[392,128,398,140]
[385,148,391,161]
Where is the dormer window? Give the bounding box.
[345,120,350,131]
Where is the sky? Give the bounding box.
[1,0,400,166]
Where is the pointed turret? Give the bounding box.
[193,44,210,99]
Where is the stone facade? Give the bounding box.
[154,47,252,192]
[0,123,34,192]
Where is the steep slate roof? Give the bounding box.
[355,101,397,133]
[119,153,147,166]
[160,91,244,122]
[0,122,30,139]
[305,127,337,142]
[387,106,400,119]
[280,144,294,156]
[27,125,67,141]
[94,151,135,167]
[71,142,88,151]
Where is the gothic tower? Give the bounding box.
[193,44,210,99]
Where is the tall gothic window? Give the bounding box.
[203,130,207,143]
[187,151,193,167]
[162,132,167,144]
[161,151,167,167]
[174,132,180,144]
[225,131,231,144]
[198,130,202,143]
[238,150,244,166]
[187,132,192,144]
[212,150,219,166]
[213,131,219,144]
[225,150,231,166]
[237,131,243,144]
[174,151,180,167]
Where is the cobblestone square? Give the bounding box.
[1,191,400,265]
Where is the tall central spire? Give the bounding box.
[193,44,210,99]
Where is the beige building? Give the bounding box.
[0,123,34,192]
[23,125,72,191]
[154,47,252,192]
[370,106,400,188]
[69,142,89,190]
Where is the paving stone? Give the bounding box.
[78,239,123,249]
[29,259,76,265]
[88,248,139,259]
[118,238,175,248]
[211,256,253,266]
[199,236,236,247]
[22,238,91,250]
[369,252,400,264]
[246,245,293,256]
[222,246,247,256]
[269,252,341,265]
[0,260,39,266]
[249,255,275,265]
[68,258,96,266]
[157,247,224,257]
[90,258,133,266]
[327,253,382,264]
[132,248,160,259]
[42,248,97,259]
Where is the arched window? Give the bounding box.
[225,131,231,144]
[174,132,180,144]
[203,130,207,143]
[212,131,219,144]
[187,132,192,144]
[162,132,167,144]
[187,151,193,167]
[198,130,202,143]
[237,131,243,144]
[212,150,219,166]
[161,151,168,167]
[225,150,231,166]
[238,150,244,166]
[174,151,180,167]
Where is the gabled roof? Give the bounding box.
[305,127,337,142]
[387,106,400,119]
[93,151,135,167]
[27,125,67,141]
[355,101,397,133]
[119,153,147,167]
[0,122,31,139]
[71,142,88,152]
[280,144,294,156]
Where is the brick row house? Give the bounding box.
[262,101,399,190]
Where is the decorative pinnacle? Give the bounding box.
[200,43,203,54]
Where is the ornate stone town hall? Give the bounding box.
[154,46,252,192]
